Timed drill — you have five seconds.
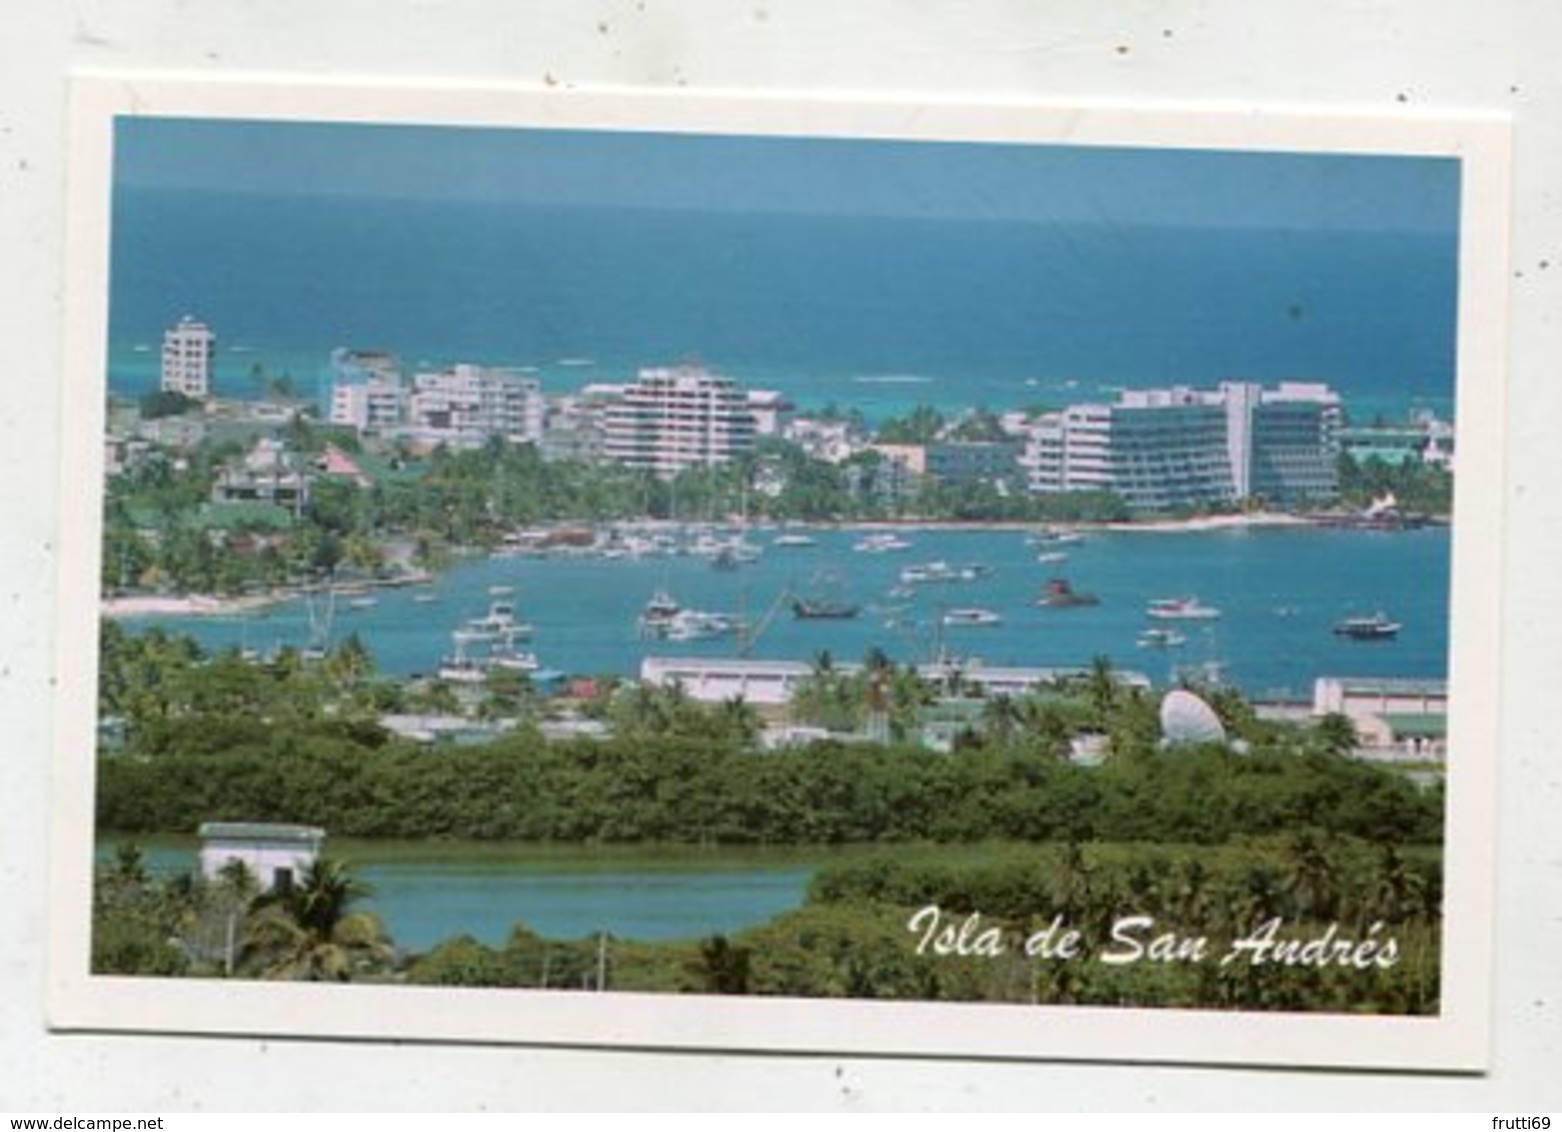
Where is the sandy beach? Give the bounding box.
[101,592,286,619]
[1078,512,1315,534]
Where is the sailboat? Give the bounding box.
[791,568,860,620]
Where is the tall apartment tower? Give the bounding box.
[603,364,757,477]
[160,315,216,399]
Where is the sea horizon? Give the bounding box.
[105,189,1458,426]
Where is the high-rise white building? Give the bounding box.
[327,349,405,434]
[160,316,215,399]
[603,364,756,477]
[406,363,546,446]
[1021,381,1340,511]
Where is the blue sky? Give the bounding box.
[113,116,1460,234]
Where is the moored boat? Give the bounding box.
[791,597,860,620]
[1036,577,1100,608]
[457,601,534,642]
[1146,596,1221,620]
[1332,612,1401,640]
[853,532,911,553]
[941,607,1002,627]
[636,589,682,637]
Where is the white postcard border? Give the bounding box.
[51,72,1511,1071]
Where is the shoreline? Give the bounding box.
[101,592,290,619]
[101,569,435,620]
[99,513,1353,620]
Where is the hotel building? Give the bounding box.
[160,315,216,399]
[602,364,756,477]
[1021,381,1340,511]
[327,349,405,435]
[407,363,546,446]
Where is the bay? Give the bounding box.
[124,524,1451,700]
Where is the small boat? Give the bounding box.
[772,533,817,548]
[942,607,1002,627]
[853,533,911,553]
[1036,551,1069,564]
[900,561,990,585]
[412,592,440,605]
[1146,596,1221,620]
[345,595,379,610]
[1027,527,1084,547]
[791,568,859,620]
[458,601,534,642]
[1036,578,1100,609]
[437,659,489,684]
[489,649,541,673]
[487,584,516,596]
[1332,612,1401,640]
[1137,627,1187,648]
[791,598,860,620]
[663,610,742,641]
[637,589,682,636]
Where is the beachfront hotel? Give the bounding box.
[1021,381,1341,510]
[160,315,216,400]
[602,363,757,477]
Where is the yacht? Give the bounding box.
[456,601,534,642]
[1146,596,1222,620]
[1332,612,1401,640]
[942,607,1003,628]
[637,589,682,637]
[1036,578,1100,608]
[853,533,911,553]
[900,561,990,585]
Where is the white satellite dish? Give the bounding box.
[1159,689,1228,746]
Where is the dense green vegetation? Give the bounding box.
[94,846,394,981]
[103,415,1136,596]
[99,626,1437,843]
[93,622,1444,1011]
[96,836,1441,1011]
[1337,451,1453,516]
[97,626,1439,847]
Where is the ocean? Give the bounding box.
[105,188,1459,424]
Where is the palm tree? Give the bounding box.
[1086,654,1118,728]
[239,858,394,982]
[1315,712,1359,757]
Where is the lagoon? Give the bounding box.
[109,839,819,951]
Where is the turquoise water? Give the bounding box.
[359,858,812,949]
[106,191,1458,425]
[125,524,1450,700]
[104,840,814,949]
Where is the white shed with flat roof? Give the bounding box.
[197,822,325,891]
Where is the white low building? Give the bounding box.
[197,821,325,891]
[640,656,1150,707]
[640,656,812,707]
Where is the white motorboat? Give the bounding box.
[1146,596,1222,620]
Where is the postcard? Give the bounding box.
[50,73,1510,1070]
